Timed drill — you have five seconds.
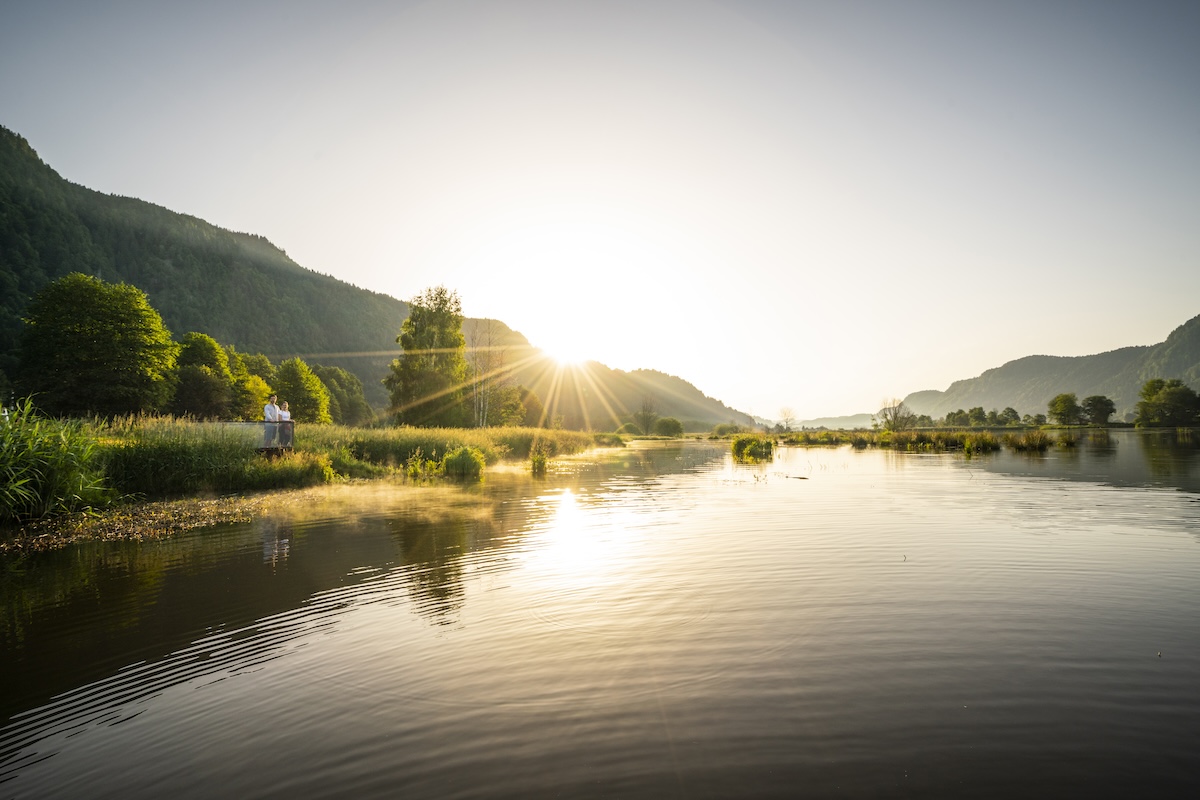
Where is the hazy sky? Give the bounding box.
[3,0,1198,419]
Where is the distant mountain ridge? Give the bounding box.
[0,124,751,426]
[902,314,1200,419]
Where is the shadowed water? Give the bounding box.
[2,432,1199,797]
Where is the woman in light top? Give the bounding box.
[278,401,293,447]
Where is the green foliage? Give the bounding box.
[0,398,115,524]
[17,273,177,416]
[1047,393,1083,425]
[944,409,970,426]
[1082,395,1116,425]
[274,357,332,424]
[616,422,643,435]
[878,399,917,432]
[98,418,332,497]
[171,364,233,419]
[312,364,373,426]
[654,417,684,437]
[1135,378,1200,427]
[710,423,750,437]
[519,386,545,428]
[172,331,235,418]
[177,332,233,380]
[962,430,1000,454]
[592,432,625,447]
[530,445,548,476]
[441,446,486,480]
[385,286,469,427]
[231,373,272,422]
[1003,430,1054,452]
[731,434,774,461]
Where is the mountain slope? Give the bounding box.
[903,315,1200,419]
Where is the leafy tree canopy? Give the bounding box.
[384,286,469,427]
[1135,378,1199,427]
[18,273,177,416]
[1082,395,1116,425]
[1047,393,1083,425]
[312,364,373,426]
[274,357,332,424]
[654,417,685,437]
[178,332,233,382]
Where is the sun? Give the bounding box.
[541,340,590,367]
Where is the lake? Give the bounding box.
[3,431,1199,798]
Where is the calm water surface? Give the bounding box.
[3,432,1199,798]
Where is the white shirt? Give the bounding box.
[264,402,279,422]
[279,409,291,421]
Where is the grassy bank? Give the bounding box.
[2,412,605,527]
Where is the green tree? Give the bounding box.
[654,417,684,437]
[1047,393,1083,425]
[226,346,275,420]
[384,286,469,427]
[520,386,545,427]
[312,364,373,426]
[17,273,177,416]
[999,407,1021,426]
[968,407,987,427]
[1135,378,1200,426]
[172,332,233,418]
[274,357,332,424]
[944,409,970,427]
[1082,395,1116,426]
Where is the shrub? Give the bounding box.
[530,445,548,476]
[731,434,774,461]
[441,446,486,480]
[654,417,684,437]
[616,422,642,435]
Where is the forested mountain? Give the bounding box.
[1,125,751,426]
[0,124,413,403]
[516,363,754,431]
[903,314,1200,420]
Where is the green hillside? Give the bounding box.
[903,315,1200,420]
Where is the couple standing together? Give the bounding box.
[264,394,293,446]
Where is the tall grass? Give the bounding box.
[100,417,333,497]
[1,399,115,524]
[1003,430,1054,452]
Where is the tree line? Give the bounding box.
[11,273,371,424]
[875,382,1198,432]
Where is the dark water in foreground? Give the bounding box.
[3,431,1199,798]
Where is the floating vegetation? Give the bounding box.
[1003,430,1054,452]
[731,435,775,461]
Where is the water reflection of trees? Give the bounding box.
[390,518,475,626]
[973,429,1200,494]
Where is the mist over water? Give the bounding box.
[3,433,1199,797]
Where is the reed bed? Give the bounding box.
[1003,430,1055,452]
[99,417,334,497]
[1,399,115,524]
